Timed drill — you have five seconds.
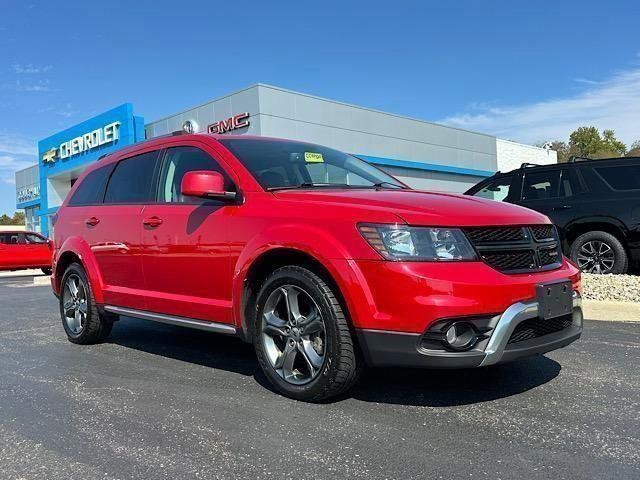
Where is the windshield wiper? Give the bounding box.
[267,182,404,191]
[267,183,351,191]
[370,181,404,189]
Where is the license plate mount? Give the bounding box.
[536,280,573,320]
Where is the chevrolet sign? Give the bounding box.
[42,121,121,164]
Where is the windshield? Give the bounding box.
[219,138,405,190]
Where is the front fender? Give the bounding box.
[54,236,106,304]
[231,224,365,333]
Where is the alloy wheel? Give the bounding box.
[576,240,615,274]
[62,274,88,334]
[261,285,326,385]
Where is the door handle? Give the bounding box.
[85,217,100,227]
[142,217,163,228]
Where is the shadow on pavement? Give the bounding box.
[109,316,561,407]
[348,355,561,406]
[108,317,257,377]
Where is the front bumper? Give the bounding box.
[356,292,583,368]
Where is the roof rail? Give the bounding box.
[569,156,591,163]
[520,162,540,168]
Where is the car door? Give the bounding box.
[516,168,584,225]
[92,149,161,310]
[140,143,237,324]
[0,233,33,269]
[24,232,52,267]
[0,233,19,270]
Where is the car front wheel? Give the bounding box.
[253,266,361,401]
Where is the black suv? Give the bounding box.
[465,157,640,274]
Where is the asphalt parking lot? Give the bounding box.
[1,275,638,480]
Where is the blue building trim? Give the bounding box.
[16,198,41,210]
[357,154,494,178]
[36,103,144,237]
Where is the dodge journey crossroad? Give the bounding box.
[52,134,583,401]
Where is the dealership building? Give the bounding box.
[16,84,556,236]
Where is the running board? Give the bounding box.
[103,305,237,335]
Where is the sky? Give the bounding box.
[1,0,639,215]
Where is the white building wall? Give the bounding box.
[496,139,557,172]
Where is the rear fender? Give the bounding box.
[54,236,106,304]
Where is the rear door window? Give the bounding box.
[594,164,640,191]
[68,164,114,206]
[522,170,561,200]
[104,151,160,204]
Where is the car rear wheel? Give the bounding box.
[570,231,628,274]
[60,263,113,344]
[253,266,361,401]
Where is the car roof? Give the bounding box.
[96,133,315,162]
[497,156,640,176]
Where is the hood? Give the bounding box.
[273,189,550,226]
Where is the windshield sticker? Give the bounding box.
[304,152,324,163]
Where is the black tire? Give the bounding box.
[41,268,52,276]
[59,263,113,344]
[570,231,628,274]
[253,265,362,402]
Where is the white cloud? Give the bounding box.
[0,133,37,156]
[15,78,51,92]
[440,67,640,145]
[0,134,37,186]
[12,63,53,74]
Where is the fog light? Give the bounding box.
[443,322,477,351]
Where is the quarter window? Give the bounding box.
[104,151,160,204]
[158,146,233,203]
[595,164,640,191]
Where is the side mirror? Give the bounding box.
[181,171,237,201]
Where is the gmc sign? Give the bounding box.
[208,112,250,134]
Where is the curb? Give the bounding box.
[0,269,43,278]
[582,299,640,322]
[33,276,51,286]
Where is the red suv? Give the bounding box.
[52,134,583,401]
[0,230,52,275]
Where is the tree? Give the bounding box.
[549,141,570,163]
[0,212,26,226]
[626,140,640,157]
[568,126,603,158]
[11,211,25,225]
[600,129,626,157]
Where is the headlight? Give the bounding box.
[358,224,477,261]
